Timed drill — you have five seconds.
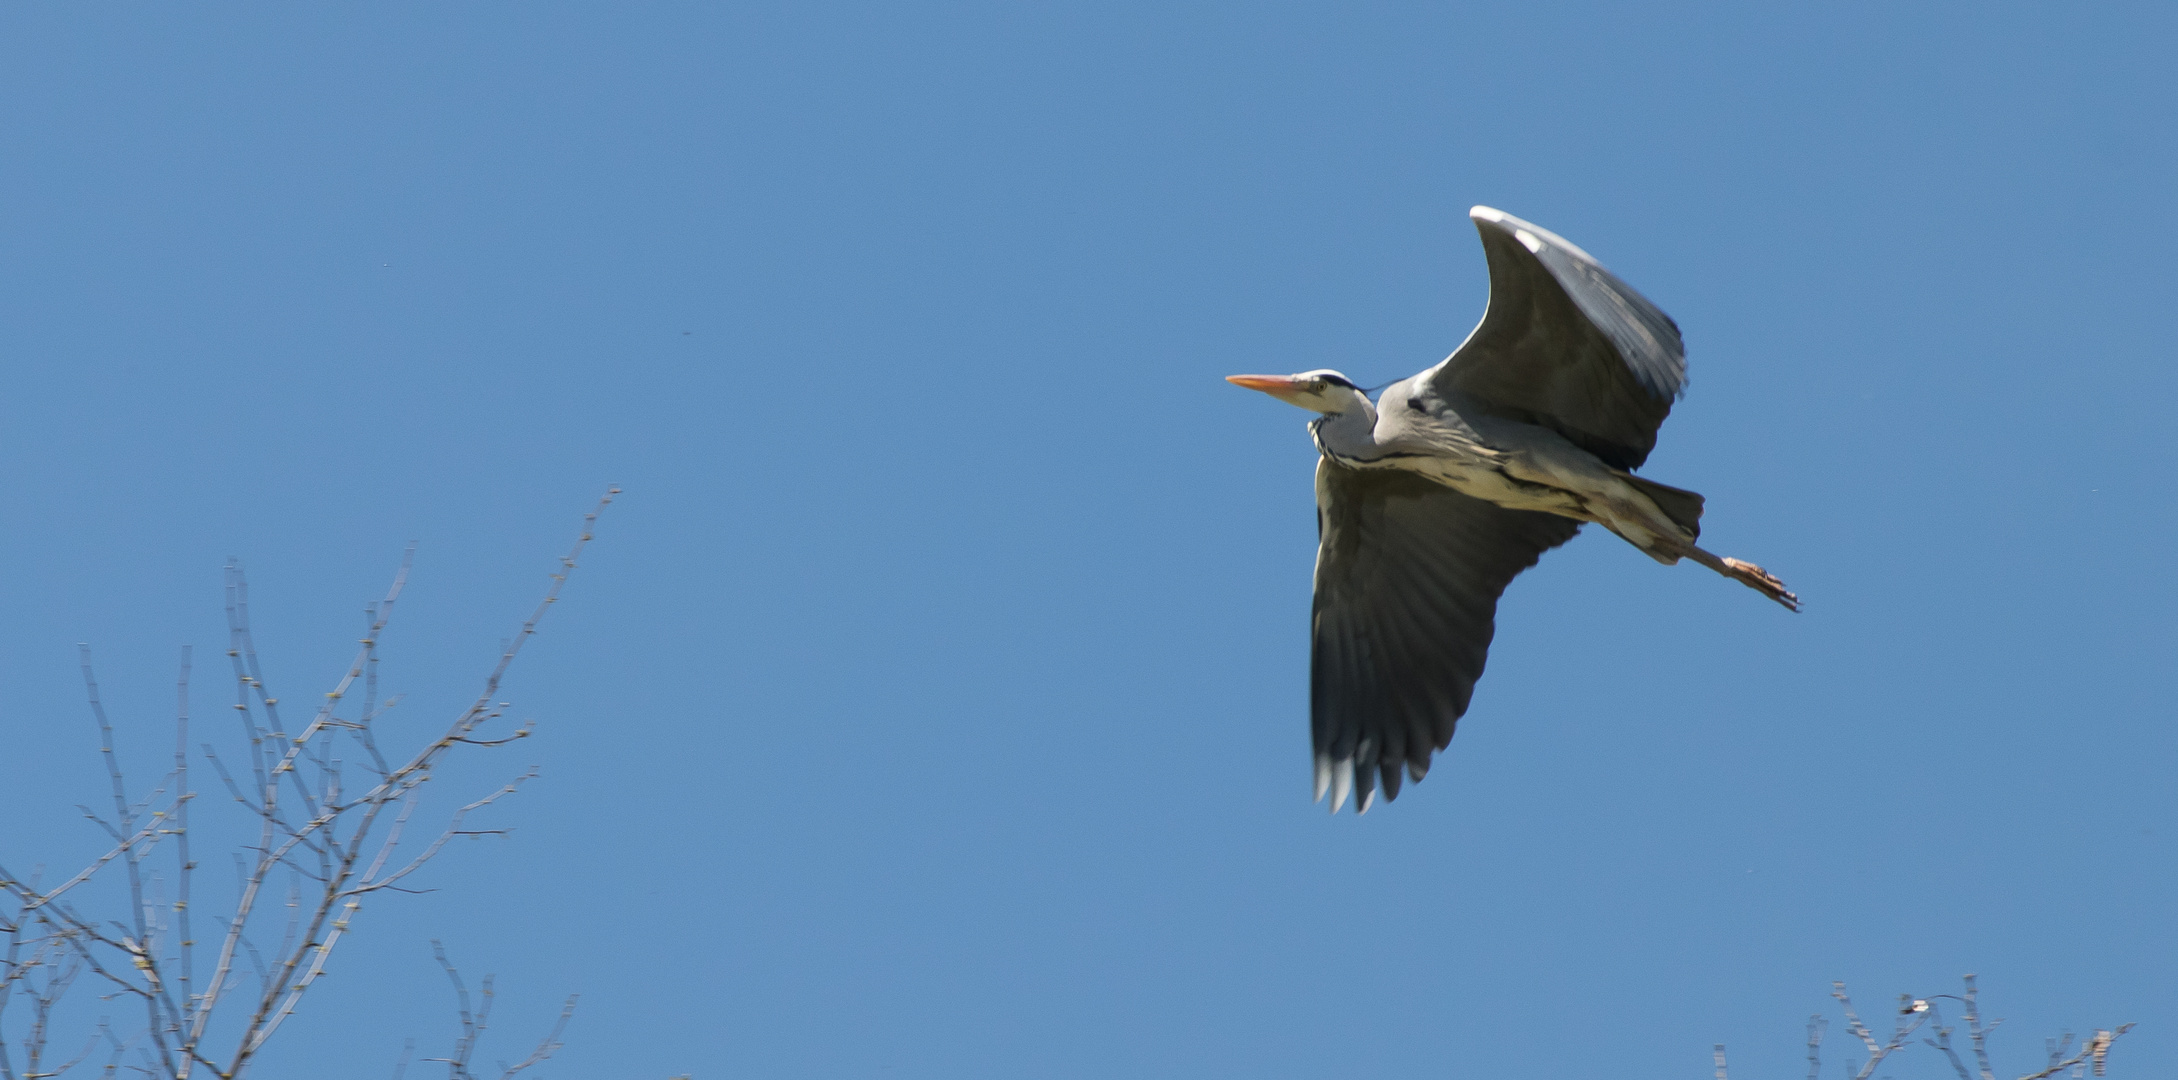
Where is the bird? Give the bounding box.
[1228,205,1797,814]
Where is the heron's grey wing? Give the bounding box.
[1427,206,1685,470]
[1311,461,1581,813]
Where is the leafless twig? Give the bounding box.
[425,943,576,1080]
[1805,1013,1826,1080]
[2015,1024,2133,1080]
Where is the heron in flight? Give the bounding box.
[1229,206,1796,814]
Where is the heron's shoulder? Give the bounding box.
[1374,385,1491,451]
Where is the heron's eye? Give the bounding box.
[1407,398,1425,413]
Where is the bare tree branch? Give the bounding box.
[1716,979,2131,1080]
[2,489,618,1079]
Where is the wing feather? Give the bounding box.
[1428,206,1686,470]
[1309,462,1580,812]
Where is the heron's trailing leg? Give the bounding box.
[1585,480,1799,612]
[1683,546,1799,611]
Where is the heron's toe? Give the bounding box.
[1722,558,1800,612]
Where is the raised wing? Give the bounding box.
[1311,461,1580,813]
[1428,206,1686,470]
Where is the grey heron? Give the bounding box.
[1229,206,1796,814]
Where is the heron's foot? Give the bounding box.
[1722,558,1800,612]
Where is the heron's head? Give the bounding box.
[1225,370,1372,415]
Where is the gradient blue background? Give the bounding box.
[2,4,2171,1077]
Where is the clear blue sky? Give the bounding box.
[2,4,2172,1077]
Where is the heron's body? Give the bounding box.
[1310,385,1694,558]
[1230,206,1796,814]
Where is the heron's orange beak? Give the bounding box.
[1226,374,1304,396]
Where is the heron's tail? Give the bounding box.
[1621,474,1705,541]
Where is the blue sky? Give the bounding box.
[1,4,2172,1077]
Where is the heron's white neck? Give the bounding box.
[1308,395,1382,464]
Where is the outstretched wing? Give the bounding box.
[1428,206,1686,470]
[1311,461,1581,813]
